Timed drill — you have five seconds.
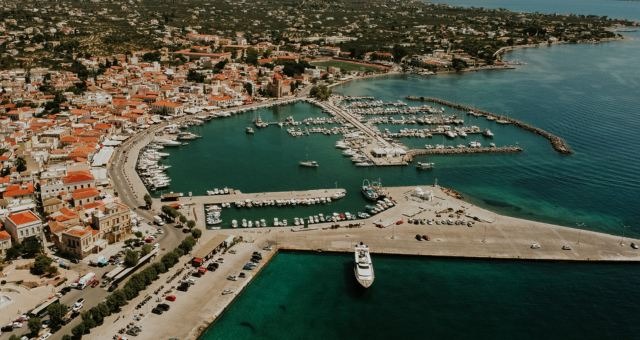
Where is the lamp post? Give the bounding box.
[620,225,629,246]
[576,222,585,245]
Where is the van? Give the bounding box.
[153,216,165,226]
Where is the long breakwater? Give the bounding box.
[406,96,573,154]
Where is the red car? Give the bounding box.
[165,295,176,302]
[90,280,99,288]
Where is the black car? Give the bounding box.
[157,303,170,311]
[152,308,163,315]
[1,325,13,332]
[177,282,189,292]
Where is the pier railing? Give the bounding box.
[406,96,572,154]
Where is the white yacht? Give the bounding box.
[354,242,374,288]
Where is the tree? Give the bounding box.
[187,69,205,83]
[31,254,54,275]
[47,302,69,330]
[21,236,43,257]
[179,236,196,253]
[124,250,139,268]
[81,312,96,329]
[191,228,202,239]
[28,317,42,336]
[179,215,187,224]
[9,334,20,340]
[71,322,85,338]
[62,335,72,340]
[310,85,332,101]
[5,245,22,260]
[245,48,259,65]
[186,220,196,229]
[143,194,152,209]
[392,44,408,62]
[142,51,161,62]
[451,58,468,72]
[140,244,153,256]
[15,156,27,172]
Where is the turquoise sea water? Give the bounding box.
[163,32,640,236]
[196,1,640,339]
[201,252,640,340]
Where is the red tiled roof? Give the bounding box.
[0,230,10,240]
[4,183,35,198]
[8,210,40,226]
[72,187,100,200]
[62,170,95,185]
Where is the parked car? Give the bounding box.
[165,295,176,302]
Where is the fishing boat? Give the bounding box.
[361,179,384,201]
[416,162,434,170]
[354,242,374,288]
[246,127,255,134]
[483,129,494,138]
[299,160,319,168]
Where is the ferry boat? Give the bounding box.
[416,162,434,170]
[299,160,319,168]
[354,242,374,288]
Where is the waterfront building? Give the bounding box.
[91,201,132,244]
[3,210,44,244]
[0,230,12,258]
[60,226,100,259]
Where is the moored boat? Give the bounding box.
[354,242,374,288]
[299,160,319,168]
[416,162,434,170]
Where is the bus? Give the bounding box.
[29,297,59,318]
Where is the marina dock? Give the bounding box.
[162,188,347,226]
[406,96,573,154]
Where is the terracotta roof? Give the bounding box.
[7,210,40,226]
[72,187,100,200]
[62,170,95,185]
[64,226,92,238]
[4,183,35,198]
[0,230,10,240]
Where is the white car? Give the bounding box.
[38,332,52,340]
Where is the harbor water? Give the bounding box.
[195,0,640,339]
[163,31,640,236]
[200,252,640,340]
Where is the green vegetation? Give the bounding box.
[47,302,69,330]
[0,0,631,68]
[15,157,27,172]
[310,85,332,101]
[30,254,58,275]
[191,228,202,239]
[28,317,42,336]
[311,60,382,73]
[6,236,44,260]
[143,194,152,210]
[123,250,140,268]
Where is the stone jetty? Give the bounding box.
[406,96,573,154]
